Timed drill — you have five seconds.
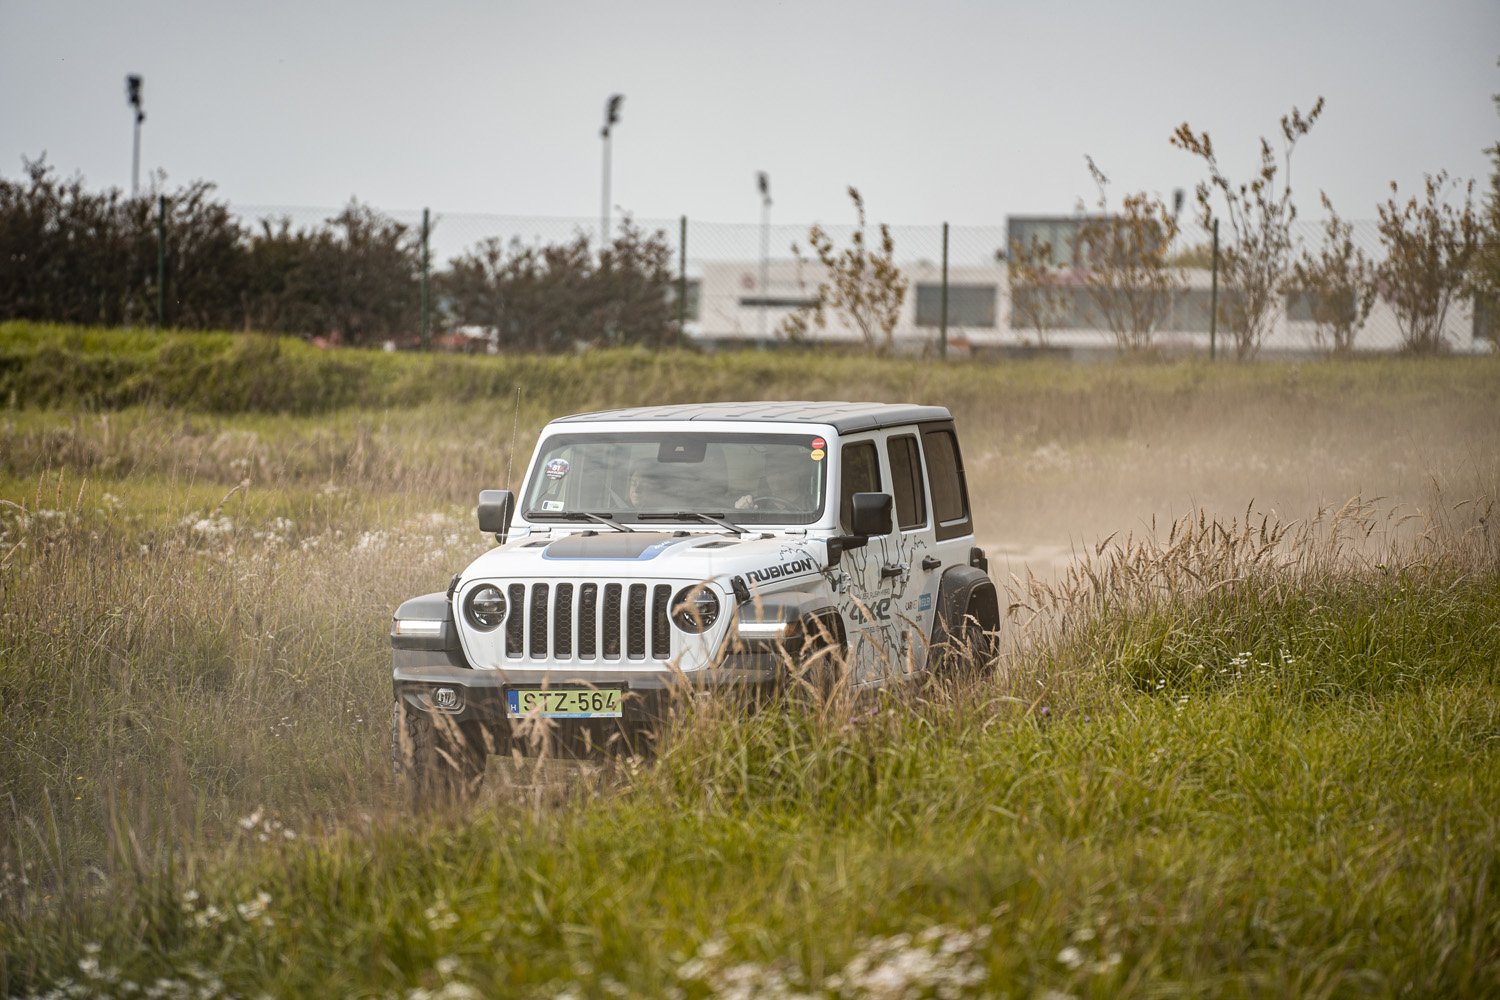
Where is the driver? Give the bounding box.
[734,461,812,511]
[627,463,656,509]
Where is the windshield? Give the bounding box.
[523,431,830,526]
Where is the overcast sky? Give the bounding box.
[2,0,1496,229]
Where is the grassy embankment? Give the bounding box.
[1,322,1498,997]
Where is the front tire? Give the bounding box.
[391,700,488,809]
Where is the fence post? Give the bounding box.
[678,215,688,339]
[156,195,167,328]
[940,222,949,360]
[1209,218,1219,361]
[420,208,431,351]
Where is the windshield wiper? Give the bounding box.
[523,510,634,533]
[636,511,745,535]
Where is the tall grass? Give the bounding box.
[3,483,1497,996]
[1,330,1498,995]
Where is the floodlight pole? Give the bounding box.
[126,75,145,197]
[600,94,623,247]
[758,172,771,339]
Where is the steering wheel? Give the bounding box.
[749,495,798,512]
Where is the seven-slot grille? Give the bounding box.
[498,581,681,662]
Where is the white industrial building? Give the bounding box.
[680,217,1490,356]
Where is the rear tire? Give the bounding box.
[391,700,488,810]
[934,604,999,679]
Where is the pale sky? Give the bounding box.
[2,0,1496,230]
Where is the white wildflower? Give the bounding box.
[236,890,272,925]
[424,896,459,932]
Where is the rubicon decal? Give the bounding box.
[746,556,816,584]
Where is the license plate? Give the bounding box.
[506,686,623,719]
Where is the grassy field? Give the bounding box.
[1,323,1498,997]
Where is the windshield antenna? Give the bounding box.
[506,385,522,490]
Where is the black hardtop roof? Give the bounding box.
[553,401,953,434]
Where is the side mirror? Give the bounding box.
[477,489,515,540]
[850,492,893,538]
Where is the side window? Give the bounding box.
[886,434,927,530]
[839,440,881,533]
[921,426,972,540]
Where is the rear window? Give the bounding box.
[921,426,971,539]
[887,435,927,530]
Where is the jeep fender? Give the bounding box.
[731,588,845,656]
[929,566,999,651]
[391,591,471,670]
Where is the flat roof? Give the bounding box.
[554,401,953,434]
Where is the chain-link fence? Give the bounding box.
[240,203,1494,357]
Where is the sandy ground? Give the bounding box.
[966,407,1499,587]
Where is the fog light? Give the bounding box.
[432,687,462,711]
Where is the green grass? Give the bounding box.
[4,568,1497,997]
[0,325,1498,996]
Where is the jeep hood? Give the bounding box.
[459,530,828,590]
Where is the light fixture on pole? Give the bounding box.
[600,94,624,247]
[757,171,771,338]
[126,75,145,197]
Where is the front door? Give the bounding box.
[832,436,902,687]
[881,432,940,675]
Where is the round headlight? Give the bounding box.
[671,585,720,633]
[464,584,507,630]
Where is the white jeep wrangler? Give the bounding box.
[390,401,999,799]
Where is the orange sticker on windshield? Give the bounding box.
[810,448,826,461]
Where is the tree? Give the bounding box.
[1376,171,1481,354]
[781,187,908,353]
[0,158,247,330]
[1287,193,1377,355]
[1074,157,1184,353]
[1172,98,1324,359]
[1006,234,1070,347]
[439,217,677,352]
[153,180,249,330]
[1471,64,1500,343]
[0,158,144,325]
[245,201,421,344]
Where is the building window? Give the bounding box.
[1007,218,1089,268]
[1285,289,1356,326]
[671,279,702,322]
[915,283,997,328]
[737,295,819,310]
[1476,292,1498,341]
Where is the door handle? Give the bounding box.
[921,557,942,571]
[880,563,904,580]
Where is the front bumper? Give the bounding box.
[392,654,780,726]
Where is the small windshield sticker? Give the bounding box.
[544,458,570,480]
[811,437,826,450]
[541,499,565,511]
[810,448,826,462]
